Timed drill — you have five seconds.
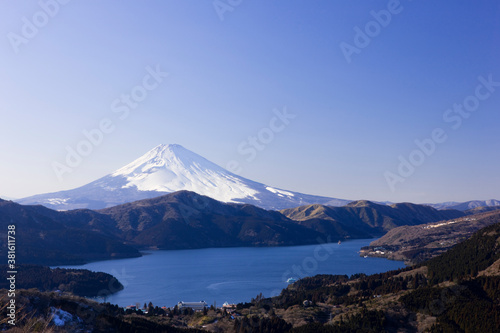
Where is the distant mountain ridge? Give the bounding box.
[281,200,465,237]
[101,195,465,249]
[2,192,326,264]
[0,191,340,264]
[2,191,473,265]
[96,191,325,249]
[426,199,500,211]
[0,199,141,265]
[17,144,349,211]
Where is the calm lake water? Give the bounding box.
[59,239,405,308]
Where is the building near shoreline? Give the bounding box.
[177,301,208,311]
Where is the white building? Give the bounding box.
[177,301,208,311]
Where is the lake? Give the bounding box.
[59,239,405,308]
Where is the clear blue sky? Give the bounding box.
[1,0,499,203]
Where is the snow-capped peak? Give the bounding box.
[18,144,349,210]
[113,144,227,178]
[111,144,259,203]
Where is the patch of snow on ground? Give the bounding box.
[50,307,79,327]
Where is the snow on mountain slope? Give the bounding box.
[110,144,260,203]
[18,144,350,210]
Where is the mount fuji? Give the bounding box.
[18,144,349,210]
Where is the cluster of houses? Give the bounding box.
[124,300,237,313]
[359,246,392,258]
[422,217,476,230]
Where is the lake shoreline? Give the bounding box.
[58,238,405,308]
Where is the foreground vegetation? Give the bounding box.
[0,289,206,332]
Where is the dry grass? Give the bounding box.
[477,257,500,276]
[393,266,428,279]
[0,293,55,332]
